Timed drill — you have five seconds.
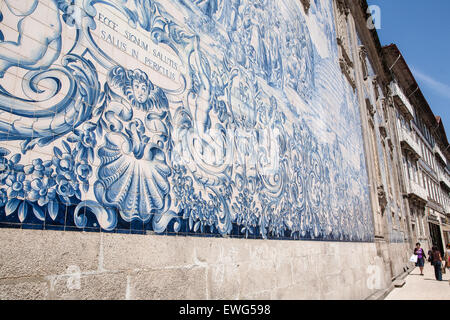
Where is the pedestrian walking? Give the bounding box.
[428,248,433,265]
[413,242,426,276]
[446,244,450,284]
[431,246,443,281]
[445,244,450,272]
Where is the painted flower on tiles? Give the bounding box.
[6,171,26,200]
[27,178,57,207]
[76,161,93,183]
[53,146,76,181]
[67,123,97,164]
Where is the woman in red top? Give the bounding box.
[431,246,443,281]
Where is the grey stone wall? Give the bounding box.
[389,242,414,279]
[0,229,401,300]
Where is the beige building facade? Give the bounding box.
[384,44,450,256]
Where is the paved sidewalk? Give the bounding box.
[385,263,450,300]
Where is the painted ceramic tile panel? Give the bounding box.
[0,0,374,241]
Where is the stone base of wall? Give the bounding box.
[0,229,410,299]
[389,242,414,280]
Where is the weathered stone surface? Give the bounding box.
[102,233,196,271]
[49,272,128,300]
[291,257,309,283]
[0,280,49,300]
[0,230,403,300]
[128,266,207,300]
[273,284,309,300]
[240,290,272,300]
[238,260,278,297]
[274,261,293,289]
[192,238,254,266]
[208,263,241,300]
[0,229,100,279]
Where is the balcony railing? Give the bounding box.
[445,203,450,214]
[439,170,450,189]
[399,127,421,158]
[408,181,428,203]
[433,145,447,166]
[391,82,414,120]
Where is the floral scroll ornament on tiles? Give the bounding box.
[0,0,374,241]
[0,0,185,231]
[0,0,100,225]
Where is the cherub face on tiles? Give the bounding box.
[132,78,149,104]
[124,69,153,109]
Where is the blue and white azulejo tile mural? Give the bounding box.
[0,0,374,241]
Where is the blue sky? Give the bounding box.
[367,0,450,138]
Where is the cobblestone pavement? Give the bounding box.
[385,263,450,300]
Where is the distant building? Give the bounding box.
[384,44,450,255]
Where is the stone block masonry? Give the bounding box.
[0,228,388,299]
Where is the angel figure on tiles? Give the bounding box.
[93,65,173,224]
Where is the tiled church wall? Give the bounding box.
[0,0,410,299]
